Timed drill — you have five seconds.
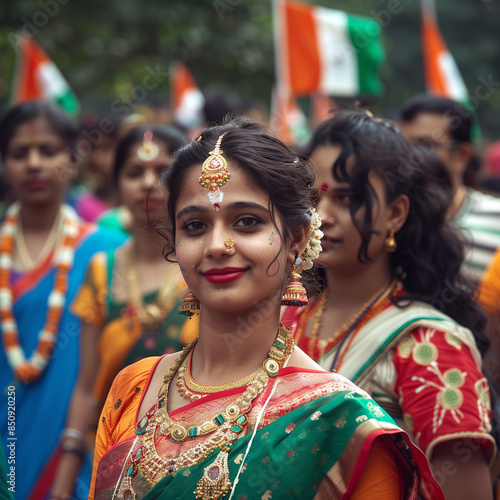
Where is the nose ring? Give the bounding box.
[224,238,235,252]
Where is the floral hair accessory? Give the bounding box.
[137,130,159,162]
[199,132,229,212]
[300,207,323,270]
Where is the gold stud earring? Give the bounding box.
[385,229,397,252]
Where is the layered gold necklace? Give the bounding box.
[125,244,183,330]
[176,349,265,402]
[116,325,294,500]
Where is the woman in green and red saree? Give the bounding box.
[91,118,444,499]
[0,101,126,500]
[282,111,498,499]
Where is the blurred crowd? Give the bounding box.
[2,85,500,500]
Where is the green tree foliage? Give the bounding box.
[1,0,499,140]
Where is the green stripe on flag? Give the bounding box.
[57,89,80,117]
[347,15,385,95]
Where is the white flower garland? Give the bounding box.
[0,203,79,383]
[301,207,323,270]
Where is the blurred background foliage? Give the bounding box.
[1,0,500,141]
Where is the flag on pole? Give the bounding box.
[420,0,468,101]
[420,0,479,139]
[311,93,338,128]
[270,86,310,146]
[274,0,385,97]
[12,36,80,116]
[170,61,205,132]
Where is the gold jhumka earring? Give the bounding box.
[281,256,308,307]
[178,290,201,317]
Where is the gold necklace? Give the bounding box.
[15,208,62,270]
[125,244,182,330]
[176,349,264,402]
[310,281,395,343]
[118,326,294,499]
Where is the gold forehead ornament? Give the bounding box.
[199,132,229,212]
[137,130,159,162]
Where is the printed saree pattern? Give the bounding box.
[93,359,443,499]
[284,300,496,463]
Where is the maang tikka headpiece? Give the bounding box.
[199,132,229,212]
[137,130,159,162]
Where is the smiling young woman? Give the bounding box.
[0,101,126,500]
[90,118,444,500]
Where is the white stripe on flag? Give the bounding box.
[314,8,358,96]
[37,61,69,99]
[438,52,468,101]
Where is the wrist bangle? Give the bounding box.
[61,441,85,459]
[61,428,86,447]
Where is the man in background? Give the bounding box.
[399,95,500,287]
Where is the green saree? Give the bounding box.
[93,362,443,499]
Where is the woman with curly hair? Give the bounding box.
[283,110,497,500]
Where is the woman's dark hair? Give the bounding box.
[113,124,187,186]
[399,94,480,189]
[306,110,487,350]
[400,94,472,145]
[0,100,79,160]
[162,116,316,277]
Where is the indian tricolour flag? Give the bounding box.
[421,0,468,101]
[12,36,80,116]
[170,61,205,133]
[274,0,385,97]
[420,0,479,139]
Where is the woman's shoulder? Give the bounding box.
[288,345,324,371]
[283,348,369,398]
[112,355,165,393]
[113,351,186,395]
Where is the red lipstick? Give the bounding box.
[25,179,46,190]
[203,267,248,284]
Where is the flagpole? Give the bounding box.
[420,0,437,20]
[272,0,287,97]
[10,34,24,106]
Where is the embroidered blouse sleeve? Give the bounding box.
[90,357,158,498]
[392,325,495,461]
[71,252,107,326]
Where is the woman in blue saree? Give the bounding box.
[0,101,126,500]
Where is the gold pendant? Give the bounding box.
[116,470,136,500]
[139,303,162,327]
[194,447,232,500]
